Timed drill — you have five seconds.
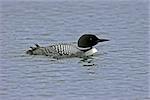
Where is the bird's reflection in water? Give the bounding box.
[79,56,98,75]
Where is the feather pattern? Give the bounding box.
[26,43,83,58]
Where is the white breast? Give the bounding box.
[84,48,98,56]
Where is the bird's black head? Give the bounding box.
[78,34,109,48]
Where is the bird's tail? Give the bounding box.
[26,44,43,55]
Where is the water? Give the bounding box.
[0,0,149,100]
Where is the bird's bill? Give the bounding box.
[97,39,109,42]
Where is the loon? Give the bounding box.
[26,34,109,58]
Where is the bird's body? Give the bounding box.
[27,43,98,58]
[26,34,109,59]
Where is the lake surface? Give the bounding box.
[0,0,149,100]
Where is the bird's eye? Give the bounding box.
[90,38,92,41]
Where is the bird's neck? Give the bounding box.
[78,46,98,56]
[78,47,92,52]
[84,48,98,56]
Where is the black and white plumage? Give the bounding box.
[26,34,109,58]
[27,43,82,58]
